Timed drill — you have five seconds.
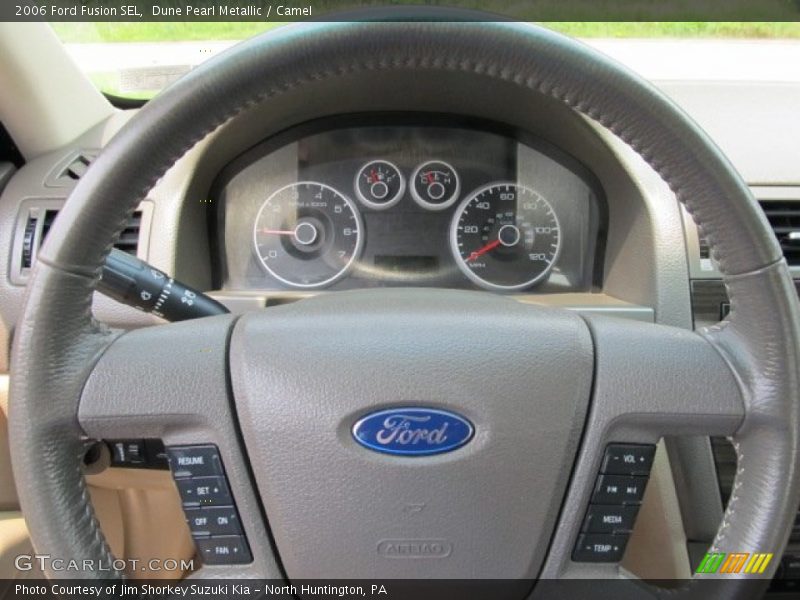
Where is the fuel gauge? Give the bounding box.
[411,160,460,211]
[355,160,405,210]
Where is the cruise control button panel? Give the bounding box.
[572,443,655,563]
[167,444,252,565]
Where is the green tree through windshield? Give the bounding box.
[50,22,800,99]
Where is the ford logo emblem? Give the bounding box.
[352,408,474,456]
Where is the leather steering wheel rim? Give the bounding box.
[9,21,800,597]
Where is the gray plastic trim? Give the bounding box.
[209,290,655,323]
[44,149,99,188]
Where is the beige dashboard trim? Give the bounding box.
[0,375,17,511]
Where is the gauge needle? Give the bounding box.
[260,228,296,236]
[466,239,501,262]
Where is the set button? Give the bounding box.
[176,476,232,507]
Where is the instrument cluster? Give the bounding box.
[215,120,604,294]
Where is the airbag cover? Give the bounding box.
[230,289,593,579]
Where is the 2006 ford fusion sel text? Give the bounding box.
[0,2,799,599]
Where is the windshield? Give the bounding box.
[51,22,800,99]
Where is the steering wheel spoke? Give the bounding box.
[79,315,236,440]
[584,314,746,436]
[538,314,747,585]
[78,315,281,578]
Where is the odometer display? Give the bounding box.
[450,183,561,291]
[253,182,363,288]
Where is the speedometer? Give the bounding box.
[253,182,363,289]
[450,183,561,291]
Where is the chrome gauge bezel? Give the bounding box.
[252,181,364,289]
[449,182,562,292]
[410,159,461,211]
[353,159,406,210]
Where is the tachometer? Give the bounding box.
[253,182,363,288]
[450,183,561,291]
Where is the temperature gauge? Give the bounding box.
[411,160,460,211]
[355,160,405,210]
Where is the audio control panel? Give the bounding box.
[572,443,655,563]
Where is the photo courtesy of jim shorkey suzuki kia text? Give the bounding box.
[13,583,389,596]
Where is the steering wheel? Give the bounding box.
[9,20,800,599]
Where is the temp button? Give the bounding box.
[572,534,629,563]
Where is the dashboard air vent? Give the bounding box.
[20,209,59,269]
[698,234,710,260]
[62,153,92,181]
[47,151,99,187]
[114,211,142,255]
[760,200,800,266]
[19,209,142,271]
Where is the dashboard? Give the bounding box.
[213,118,605,294]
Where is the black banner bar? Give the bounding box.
[0,578,783,600]
[3,0,800,22]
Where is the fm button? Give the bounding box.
[592,475,648,505]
